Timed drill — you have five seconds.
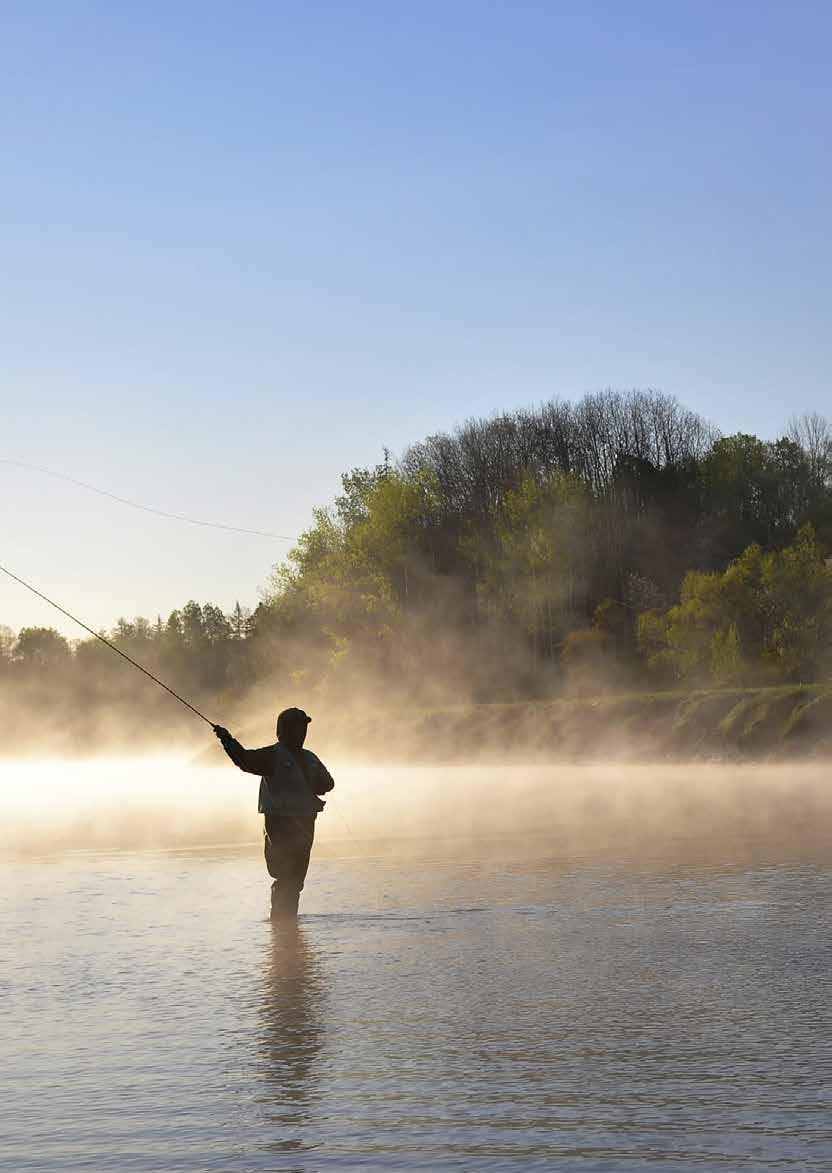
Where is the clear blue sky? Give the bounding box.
[2,1,831,633]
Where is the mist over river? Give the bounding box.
[3,759,832,1170]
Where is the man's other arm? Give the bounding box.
[312,757,335,795]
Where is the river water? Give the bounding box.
[2,759,832,1171]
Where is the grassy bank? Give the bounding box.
[316,685,832,763]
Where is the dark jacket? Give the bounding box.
[220,737,335,817]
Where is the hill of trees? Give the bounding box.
[2,390,832,753]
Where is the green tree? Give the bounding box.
[761,524,832,679]
[229,601,250,640]
[710,622,744,685]
[263,469,441,670]
[472,472,591,663]
[0,625,14,661]
[14,626,71,670]
[637,526,832,683]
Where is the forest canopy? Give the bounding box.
[2,391,832,751]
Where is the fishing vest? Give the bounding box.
[257,744,328,818]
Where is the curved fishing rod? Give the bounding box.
[0,562,214,727]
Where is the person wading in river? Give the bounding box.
[213,708,334,918]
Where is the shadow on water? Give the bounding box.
[255,922,327,1161]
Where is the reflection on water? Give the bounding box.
[257,925,326,1157]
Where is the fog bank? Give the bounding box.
[4,757,832,859]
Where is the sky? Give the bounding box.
[2,0,831,634]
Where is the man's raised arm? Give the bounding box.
[213,726,274,775]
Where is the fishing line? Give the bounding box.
[0,458,295,541]
[0,562,214,726]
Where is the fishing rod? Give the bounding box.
[1,559,373,876]
[0,562,215,727]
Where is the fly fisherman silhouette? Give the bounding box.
[0,566,334,920]
[213,708,334,918]
[0,567,334,918]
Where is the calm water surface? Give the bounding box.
[2,763,832,1171]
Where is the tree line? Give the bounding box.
[2,390,832,748]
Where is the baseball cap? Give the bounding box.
[276,707,312,736]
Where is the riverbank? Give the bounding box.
[313,684,832,763]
